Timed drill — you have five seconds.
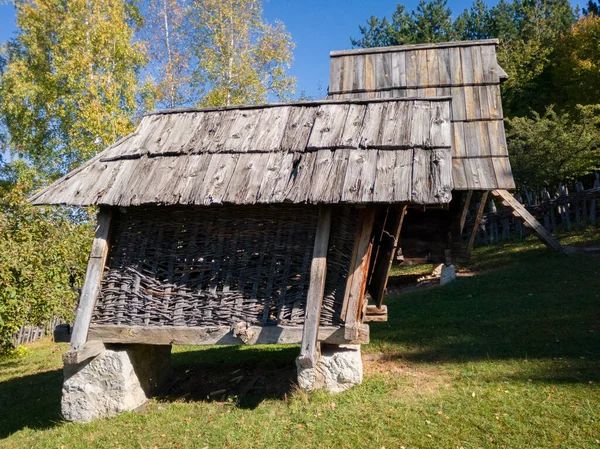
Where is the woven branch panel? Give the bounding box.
[92,205,357,328]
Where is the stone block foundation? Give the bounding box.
[296,344,363,393]
[62,344,171,423]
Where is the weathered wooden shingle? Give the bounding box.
[328,39,516,190]
[30,98,453,207]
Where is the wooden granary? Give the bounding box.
[31,39,533,421]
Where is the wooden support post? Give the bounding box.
[369,205,407,309]
[459,190,473,234]
[466,191,489,258]
[298,207,332,369]
[70,208,112,351]
[342,208,376,327]
[491,189,565,253]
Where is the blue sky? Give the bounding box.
[0,0,582,99]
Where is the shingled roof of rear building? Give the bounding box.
[328,39,515,190]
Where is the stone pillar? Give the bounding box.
[296,344,362,393]
[62,344,171,423]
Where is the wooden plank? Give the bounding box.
[283,151,318,203]
[405,51,418,88]
[307,104,350,150]
[221,152,271,204]
[437,47,452,85]
[197,153,240,205]
[251,107,291,152]
[205,110,237,153]
[391,51,406,87]
[308,149,350,203]
[63,340,105,365]
[471,46,484,84]
[370,205,407,308]
[480,44,501,83]
[451,86,467,121]
[430,148,453,203]
[338,104,367,148]
[466,191,488,258]
[221,108,261,152]
[352,54,365,91]
[430,101,452,148]
[255,151,295,203]
[70,208,112,350]
[491,189,566,252]
[88,323,369,346]
[364,53,375,91]
[364,305,388,322]
[359,102,387,148]
[487,85,504,119]
[460,190,474,233]
[392,149,413,202]
[280,106,318,152]
[372,150,397,202]
[329,56,343,93]
[342,55,354,92]
[298,207,332,369]
[343,208,375,325]
[341,149,378,203]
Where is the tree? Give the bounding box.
[506,105,600,189]
[0,0,146,179]
[494,0,576,116]
[0,162,91,353]
[139,0,197,109]
[455,0,493,40]
[190,0,295,106]
[350,0,455,48]
[582,0,599,15]
[551,15,600,107]
[411,0,456,42]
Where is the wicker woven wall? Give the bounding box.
[91,205,357,328]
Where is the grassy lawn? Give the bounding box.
[1,229,599,448]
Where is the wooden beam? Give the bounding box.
[298,207,332,369]
[372,205,407,308]
[343,208,376,325]
[70,208,112,350]
[491,189,566,253]
[88,324,369,346]
[62,340,105,365]
[459,190,473,234]
[466,191,488,258]
[364,304,388,322]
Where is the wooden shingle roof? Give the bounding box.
[30,98,453,207]
[328,39,515,191]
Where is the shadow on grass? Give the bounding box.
[160,344,299,409]
[370,241,600,383]
[0,368,64,438]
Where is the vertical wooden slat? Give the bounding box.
[70,208,112,351]
[460,190,474,234]
[342,208,376,326]
[466,191,489,258]
[298,207,332,369]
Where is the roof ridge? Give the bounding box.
[330,39,500,58]
[145,96,453,117]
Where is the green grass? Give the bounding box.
[1,229,600,448]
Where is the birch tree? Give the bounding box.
[190,0,295,106]
[0,0,146,178]
[140,0,197,108]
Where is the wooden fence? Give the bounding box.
[467,175,600,245]
[12,316,63,347]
